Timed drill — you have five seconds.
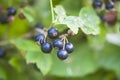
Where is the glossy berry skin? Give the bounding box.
[35,34,45,45]
[93,0,103,8]
[0,48,5,57]
[57,50,68,60]
[0,15,8,24]
[48,27,58,39]
[7,7,16,16]
[105,2,114,10]
[41,42,52,53]
[53,39,63,49]
[65,42,74,53]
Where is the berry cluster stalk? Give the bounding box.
[49,0,55,23]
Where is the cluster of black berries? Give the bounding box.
[93,0,118,26]
[0,6,25,24]
[0,6,17,24]
[35,24,74,60]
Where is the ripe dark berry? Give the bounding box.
[53,39,63,49]
[105,2,114,10]
[18,13,25,19]
[7,7,16,16]
[35,34,45,45]
[93,0,103,8]
[0,15,8,24]
[57,50,68,60]
[41,42,52,53]
[65,42,74,53]
[0,48,5,57]
[104,11,117,26]
[48,27,58,38]
[100,15,106,22]
[35,23,43,29]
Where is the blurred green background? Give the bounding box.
[0,0,120,80]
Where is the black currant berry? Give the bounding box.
[100,15,106,22]
[7,7,16,16]
[18,13,25,19]
[65,42,74,53]
[105,2,114,10]
[93,0,103,8]
[35,23,43,29]
[0,15,8,24]
[53,39,63,49]
[41,42,52,53]
[0,48,5,57]
[48,27,58,39]
[57,50,68,60]
[104,11,117,26]
[35,34,45,45]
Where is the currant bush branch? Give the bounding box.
[49,0,55,23]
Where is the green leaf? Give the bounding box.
[49,36,98,77]
[0,25,7,37]
[79,7,100,35]
[26,51,52,75]
[54,6,83,34]
[63,16,84,34]
[116,2,120,13]
[116,2,120,19]
[9,55,23,72]
[52,0,63,6]
[87,24,106,48]
[11,39,39,52]
[12,39,52,75]
[96,43,120,79]
[35,0,51,28]
[54,5,66,17]
[20,6,35,23]
[54,6,100,35]
[8,17,28,38]
[0,66,6,80]
[26,69,44,80]
[54,5,67,25]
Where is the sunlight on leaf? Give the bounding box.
[79,7,100,35]
[54,6,100,35]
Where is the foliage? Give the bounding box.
[0,0,120,80]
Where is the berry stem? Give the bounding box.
[44,31,48,42]
[65,37,69,43]
[49,0,55,23]
[62,35,68,50]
